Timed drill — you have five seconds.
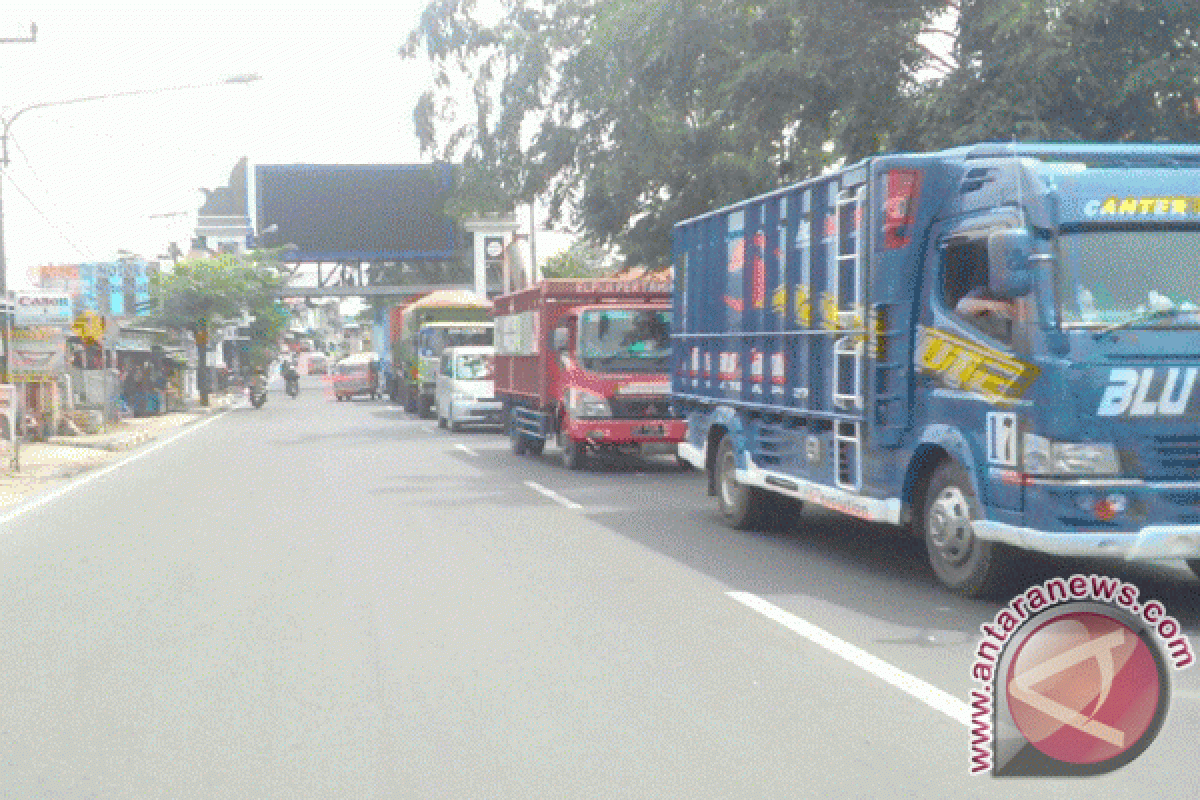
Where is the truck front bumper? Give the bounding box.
[562,418,688,445]
[449,399,505,426]
[973,520,1200,560]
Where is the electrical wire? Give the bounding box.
[2,171,96,260]
[7,136,99,259]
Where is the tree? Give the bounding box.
[406,0,943,267]
[539,239,615,278]
[150,251,287,405]
[896,1,1200,149]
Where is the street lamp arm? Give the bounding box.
[1,73,261,166]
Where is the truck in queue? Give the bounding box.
[672,142,1200,596]
[495,278,687,470]
[393,290,493,417]
[380,299,420,405]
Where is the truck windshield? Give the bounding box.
[454,353,494,381]
[418,327,494,357]
[1057,231,1200,328]
[578,309,671,374]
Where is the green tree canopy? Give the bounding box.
[150,251,288,373]
[407,1,1200,267]
[898,0,1200,149]
[406,0,944,268]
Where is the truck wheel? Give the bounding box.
[527,437,545,456]
[437,412,447,429]
[715,434,766,529]
[562,436,586,470]
[922,461,1010,597]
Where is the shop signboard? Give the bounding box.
[13,290,73,327]
[10,327,66,381]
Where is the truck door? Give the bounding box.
[921,213,1030,512]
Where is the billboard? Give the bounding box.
[13,290,72,326]
[36,260,157,317]
[254,163,462,262]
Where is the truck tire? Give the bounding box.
[403,385,417,414]
[562,436,586,470]
[922,460,1010,597]
[527,437,545,456]
[714,434,766,530]
[437,412,447,429]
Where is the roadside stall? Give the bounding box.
[114,327,171,417]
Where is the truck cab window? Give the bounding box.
[942,235,1013,343]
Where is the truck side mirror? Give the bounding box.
[987,229,1035,299]
[552,328,569,352]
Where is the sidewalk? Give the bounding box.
[0,395,236,511]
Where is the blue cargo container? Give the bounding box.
[672,142,1200,595]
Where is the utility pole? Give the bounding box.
[0,20,36,464]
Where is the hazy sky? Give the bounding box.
[0,2,471,288]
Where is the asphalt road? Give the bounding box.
[2,375,1198,798]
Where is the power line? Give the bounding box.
[7,134,98,255]
[2,171,95,260]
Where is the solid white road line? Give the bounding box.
[727,591,970,726]
[454,444,479,457]
[0,410,230,529]
[524,480,583,510]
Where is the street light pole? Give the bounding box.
[0,73,261,383]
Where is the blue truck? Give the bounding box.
[672,142,1200,595]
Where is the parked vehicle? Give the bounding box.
[673,141,1200,596]
[332,352,379,401]
[299,352,329,376]
[391,290,493,417]
[496,278,686,470]
[436,346,503,431]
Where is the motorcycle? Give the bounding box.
[249,376,268,409]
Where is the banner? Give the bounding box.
[10,327,66,381]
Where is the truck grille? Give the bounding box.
[609,397,671,420]
[1135,434,1200,480]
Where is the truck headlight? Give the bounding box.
[1022,434,1119,476]
[568,388,611,418]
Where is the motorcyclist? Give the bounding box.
[281,359,300,394]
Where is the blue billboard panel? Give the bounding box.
[254,163,461,262]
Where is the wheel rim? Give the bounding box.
[928,486,975,566]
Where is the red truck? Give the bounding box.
[494,278,687,469]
